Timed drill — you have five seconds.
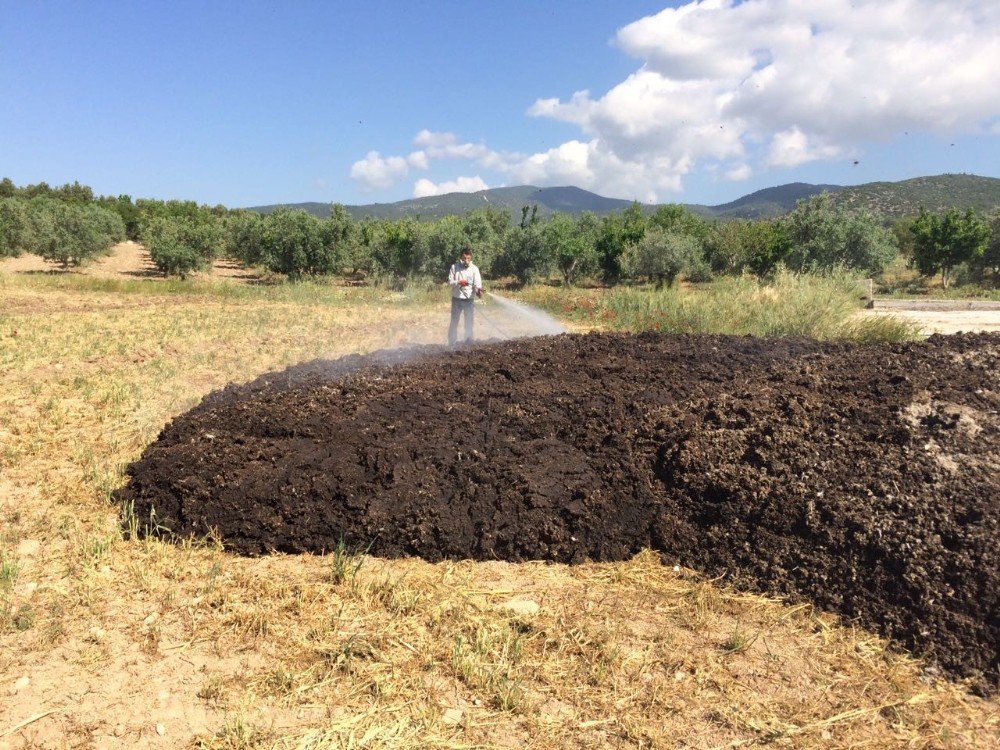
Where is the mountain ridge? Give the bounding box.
[246,173,1000,222]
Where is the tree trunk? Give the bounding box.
[563,258,577,287]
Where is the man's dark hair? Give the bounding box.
[460,247,472,257]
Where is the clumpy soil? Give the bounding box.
[116,332,1000,690]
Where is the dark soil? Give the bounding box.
[116,332,1000,691]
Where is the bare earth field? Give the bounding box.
[1,247,998,749]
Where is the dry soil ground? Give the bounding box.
[1,246,998,749]
[0,241,256,282]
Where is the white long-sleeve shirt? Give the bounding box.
[448,261,482,300]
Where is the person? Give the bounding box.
[448,247,482,345]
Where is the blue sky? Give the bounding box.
[2,1,998,207]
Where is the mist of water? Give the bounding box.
[301,289,567,384]
[481,292,567,338]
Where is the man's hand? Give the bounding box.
[475,288,483,298]
[458,279,469,287]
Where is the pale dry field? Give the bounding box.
[0,242,256,282]
[1,249,998,749]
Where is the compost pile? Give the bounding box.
[117,332,1000,689]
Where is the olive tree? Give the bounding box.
[225,210,268,267]
[542,212,598,286]
[649,204,709,240]
[323,203,358,273]
[0,198,29,258]
[461,207,508,275]
[493,222,550,286]
[368,218,424,278]
[420,216,467,277]
[100,195,142,240]
[144,215,223,278]
[911,207,991,288]
[976,210,1000,284]
[784,194,897,275]
[595,203,646,282]
[703,219,790,276]
[622,227,706,287]
[28,199,125,268]
[260,209,330,278]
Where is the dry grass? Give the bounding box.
[0,268,997,750]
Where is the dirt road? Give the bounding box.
[868,308,1000,334]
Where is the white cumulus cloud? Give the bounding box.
[406,150,430,170]
[526,0,1000,196]
[349,151,410,192]
[765,127,843,168]
[353,1,1000,199]
[413,175,489,198]
[413,129,457,148]
[507,140,595,187]
[413,130,507,167]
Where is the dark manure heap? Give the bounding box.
[116,332,1000,690]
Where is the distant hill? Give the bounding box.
[248,186,635,222]
[249,183,833,222]
[832,174,1000,218]
[689,182,844,219]
[712,182,844,219]
[247,174,1000,222]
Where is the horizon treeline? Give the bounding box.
[1,177,998,289]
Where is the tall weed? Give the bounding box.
[519,271,918,342]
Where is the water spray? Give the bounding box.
[474,298,511,339]
[484,291,567,337]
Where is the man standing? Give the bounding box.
[448,247,482,345]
